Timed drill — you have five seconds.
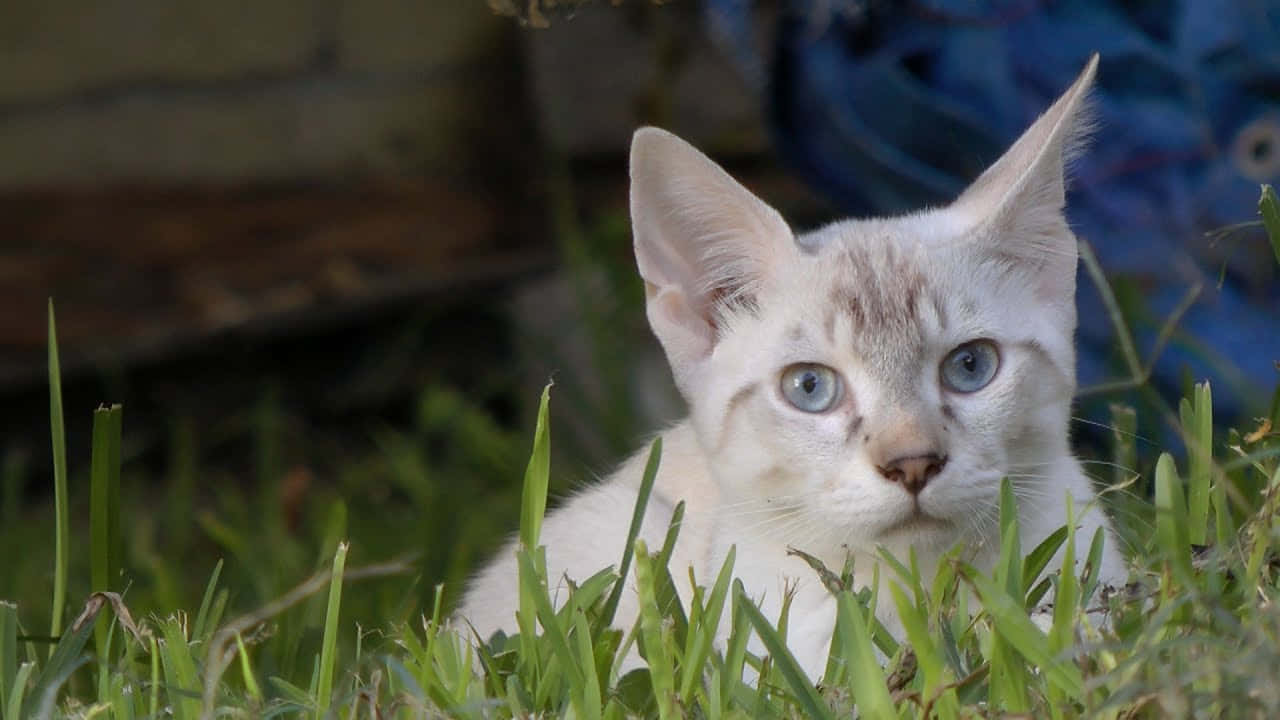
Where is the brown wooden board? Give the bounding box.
[0,181,550,389]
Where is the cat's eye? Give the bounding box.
[940,340,1000,393]
[779,364,842,413]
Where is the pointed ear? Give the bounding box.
[951,54,1099,300]
[630,127,794,395]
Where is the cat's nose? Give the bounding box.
[877,454,947,495]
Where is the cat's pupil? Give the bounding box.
[961,352,977,373]
[802,373,818,394]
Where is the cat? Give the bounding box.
[458,54,1126,679]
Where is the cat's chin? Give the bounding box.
[876,508,954,539]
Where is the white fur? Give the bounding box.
[458,55,1126,679]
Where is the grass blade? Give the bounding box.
[888,583,956,719]
[519,384,553,551]
[1153,453,1192,581]
[601,437,661,627]
[0,602,16,717]
[234,633,262,702]
[962,566,1084,698]
[5,662,33,720]
[47,300,69,657]
[1109,404,1138,487]
[572,612,603,720]
[1180,383,1212,546]
[737,587,834,720]
[679,546,734,703]
[191,560,224,643]
[1260,184,1280,266]
[633,540,675,720]
[315,542,348,719]
[833,591,894,720]
[158,617,202,720]
[90,404,124,672]
[1022,527,1068,600]
[31,596,102,718]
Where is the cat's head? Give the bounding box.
[630,56,1098,553]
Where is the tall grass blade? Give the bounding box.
[514,385,553,683]
[633,540,675,720]
[1180,383,1212,545]
[737,588,834,720]
[0,602,16,718]
[601,437,661,627]
[46,300,69,657]
[191,560,224,643]
[90,404,124,671]
[148,637,159,720]
[1109,404,1138,487]
[5,663,33,720]
[679,546,734,703]
[1153,453,1192,581]
[519,384,553,551]
[572,612,603,720]
[234,633,262,702]
[833,591,893,720]
[963,565,1083,698]
[1259,184,1280,266]
[30,596,100,719]
[158,617,202,720]
[888,583,957,719]
[315,542,348,719]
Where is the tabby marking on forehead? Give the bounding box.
[829,244,928,335]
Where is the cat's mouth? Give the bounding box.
[880,507,952,536]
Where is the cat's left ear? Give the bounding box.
[950,54,1099,301]
[630,127,795,396]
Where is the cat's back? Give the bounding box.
[457,421,718,639]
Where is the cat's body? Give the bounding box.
[459,55,1126,678]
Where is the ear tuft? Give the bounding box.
[630,127,794,395]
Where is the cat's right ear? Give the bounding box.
[630,127,794,395]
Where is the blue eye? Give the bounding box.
[940,340,1000,393]
[780,364,842,413]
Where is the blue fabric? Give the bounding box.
[705,0,1280,419]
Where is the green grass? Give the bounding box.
[1,190,1279,718]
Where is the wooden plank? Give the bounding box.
[0,181,549,387]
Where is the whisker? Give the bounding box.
[1070,416,1157,446]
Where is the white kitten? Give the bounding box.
[459,54,1126,678]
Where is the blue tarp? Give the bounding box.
[706,0,1280,421]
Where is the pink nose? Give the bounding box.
[876,454,947,495]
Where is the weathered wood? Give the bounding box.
[0,181,550,388]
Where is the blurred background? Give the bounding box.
[1,0,1277,672]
